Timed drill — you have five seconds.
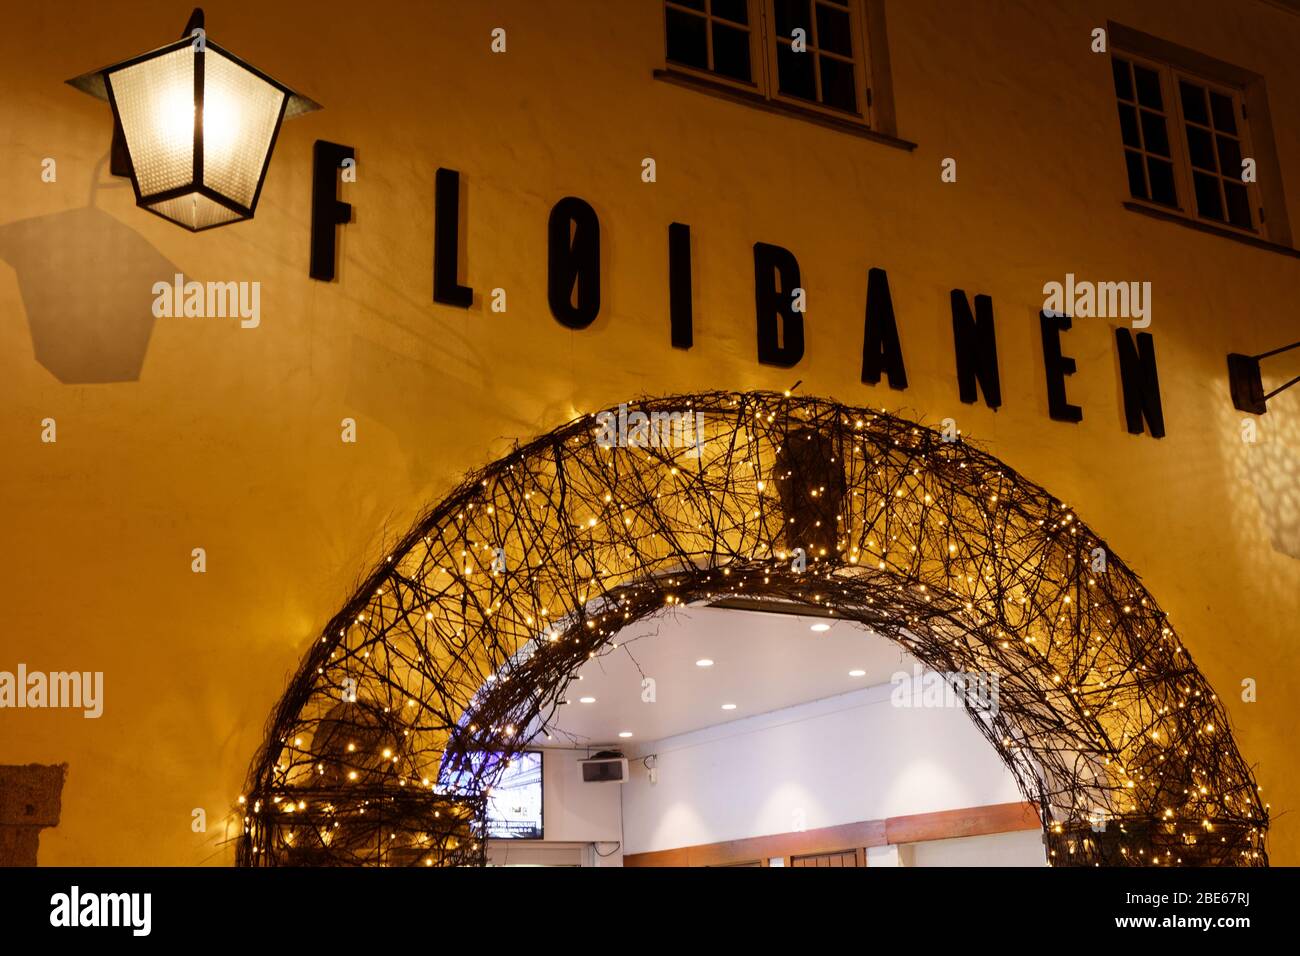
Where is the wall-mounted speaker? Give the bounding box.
[580,754,629,783]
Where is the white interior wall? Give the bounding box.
[619,681,1039,861]
[513,681,1048,866]
[537,748,624,844]
[907,830,1048,867]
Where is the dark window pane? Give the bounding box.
[1112,58,1134,101]
[1179,80,1208,125]
[1193,171,1224,220]
[1223,181,1252,228]
[1134,65,1162,109]
[777,42,816,100]
[1139,110,1170,156]
[711,0,748,24]
[816,4,853,56]
[673,0,706,9]
[1118,103,1141,147]
[712,23,751,81]
[819,55,857,112]
[774,0,812,36]
[1210,91,1237,133]
[1216,136,1242,178]
[1148,158,1177,205]
[1124,150,1148,200]
[1186,124,1216,170]
[666,8,708,69]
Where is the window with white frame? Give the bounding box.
[664,0,873,125]
[664,0,757,86]
[1111,51,1260,233]
[769,0,862,114]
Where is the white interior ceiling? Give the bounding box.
[529,604,917,748]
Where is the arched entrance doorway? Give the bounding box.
[237,391,1267,867]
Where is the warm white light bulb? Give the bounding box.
[156,84,195,149]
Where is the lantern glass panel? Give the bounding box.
[148,192,244,230]
[107,46,195,197]
[202,48,286,208]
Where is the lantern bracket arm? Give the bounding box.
[182,8,205,39]
[1228,339,1300,414]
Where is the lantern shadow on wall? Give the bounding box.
[0,156,186,384]
[1228,341,1300,558]
[1245,398,1300,560]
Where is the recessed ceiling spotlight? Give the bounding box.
[618,731,634,738]
[696,658,714,667]
[849,669,866,677]
[579,696,596,704]
[810,623,831,632]
[721,703,737,711]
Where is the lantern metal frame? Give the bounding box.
[66,8,320,232]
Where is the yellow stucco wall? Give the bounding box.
[1,0,1296,865]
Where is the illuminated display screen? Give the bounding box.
[445,751,544,839]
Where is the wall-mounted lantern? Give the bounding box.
[1228,340,1299,415]
[67,8,319,231]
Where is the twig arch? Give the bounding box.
[238,391,1267,866]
